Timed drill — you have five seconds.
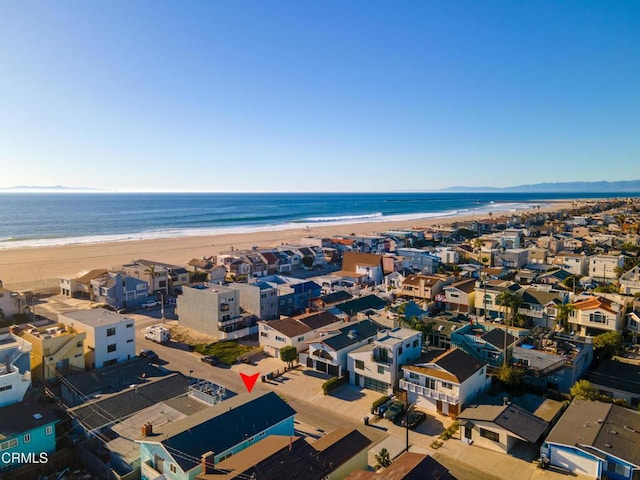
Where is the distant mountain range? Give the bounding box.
[439,180,640,193]
[0,185,108,192]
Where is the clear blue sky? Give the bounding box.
[1,1,638,192]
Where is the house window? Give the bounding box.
[409,372,419,381]
[355,360,365,370]
[0,385,13,392]
[127,339,134,343]
[442,382,453,389]
[107,344,117,353]
[606,461,631,477]
[260,332,268,338]
[589,312,606,324]
[427,378,436,389]
[398,347,403,355]
[297,336,304,342]
[23,433,31,443]
[106,327,116,336]
[170,464,177,474]
[413,339,418,348]
[377,365,385,374]
[275,336,285,342]
[126,323,133,328]
[0,438,18,450]
[45,426,53,435]
[480,428,499,442]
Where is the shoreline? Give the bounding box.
[0,199,593,292]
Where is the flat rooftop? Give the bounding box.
[59,308,134,327]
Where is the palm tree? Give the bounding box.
[496,290,520,366]
[144,264,157,294]
[556,303,575,334]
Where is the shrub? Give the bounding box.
[322,375,348,395]
[372,395,389,411]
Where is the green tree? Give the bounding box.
[190,271,209,283]
[374,448,392,469]
[280,345,298,368]
[496,290,520,326]
[570,379,598,400]
[497,365,523,387]
[593,331,624,361]
[144,264,157,294]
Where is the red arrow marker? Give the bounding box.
[240,372,260,393]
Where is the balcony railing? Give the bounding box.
[371,354,392,365]
[400,379,457,405]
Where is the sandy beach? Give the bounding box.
[0,201,577,292]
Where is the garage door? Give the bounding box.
[549,447,599,478]
[409,392,437,412]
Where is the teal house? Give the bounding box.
[0,400,58,472]
[139,391,296,480]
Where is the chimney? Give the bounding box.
[201,451,214,473]
[141,422,153,437]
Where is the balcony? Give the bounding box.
[141,461,166,480]
[400,379,457,405]
[371,353,392,365]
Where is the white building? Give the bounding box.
[0,284,26,318]
[588,254,624,282]
[620,265,640,295]
[348,327,422,394]
[59,309,136,370]
[434,247,459,265]
[0,333,32,407]
[552,253,588,277]
[400,348,490,418]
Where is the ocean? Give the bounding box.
[0,191,632,250]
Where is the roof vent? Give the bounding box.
[347,329,357,339]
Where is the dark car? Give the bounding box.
[139,349,159,361]
[383,401,405,422]
[200,355,219,366]
[400,410,426,429]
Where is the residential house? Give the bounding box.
[259,251,281,274]
[311,290,353,309]
[434,246,459,265]
[177,283,256,339]
[458,403,550,459]
[230,281,278,320]
[122,262,169,296]
[196,429,371,480]
[303,319,379,377]
[330,294,388,320]
[620,265,640,295]
[59,268,110,299]
[59,309,136,369]
[584,360,640,409]
[451,323,522,368]
[20,323,86,382]
[396,248,440,274]
[90,272,150,309]
[588,254,625,282]
[0,397,58,471]
[215,253,252,279]
[541,400,640,480]
[551,253,588,277]
[348,327,422,394]
[400,275,446,303]
[138,392,296,480]
[534,268,573,288]
[569,295,626,336]
[527,248,549,265]
[518,289,563,328]
[335,252,384,285]
[188,257,227,284]
[442,278,476,313]
[494,249,529,269]
[400,348,490,418]
[512,329,593,393]
[474,280,522,320]
[135,259,190,292]
[346,452,457,480]
[0,333,32,407]
[0,285,26,318]
[264,276,321,316]
[425,314,468,350]
[258,311,344,358]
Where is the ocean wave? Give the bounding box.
[303,212,384,222]
[0,201,549,250]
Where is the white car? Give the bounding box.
[141,300,161,309]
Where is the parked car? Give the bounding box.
[383,401,405,422]
[400,410,426,429]
[139,349,159,361]
[201,355,219,366]
[141,300,161,309]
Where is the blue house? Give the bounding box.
[542,400,640,480]
[91,272,150,309]
[0,399,58,471]
[138,391,296,480]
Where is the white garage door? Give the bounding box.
[549,446,599,478]
[410,392,437,412]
